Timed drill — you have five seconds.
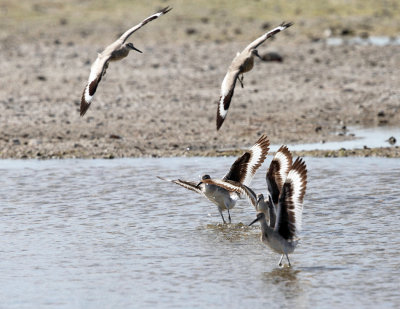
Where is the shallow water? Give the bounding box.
[0,157,399,308]
[326,36,400,46]
[274,126,400,152]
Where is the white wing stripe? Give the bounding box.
[242,142,263,187]
[286,168,306,233]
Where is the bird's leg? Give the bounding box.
[238,74,244,88]
[285,254,291,267]
[278,254,284,267]
[227,207,232,224]
[219,209,227,224]
[102,62,109,76]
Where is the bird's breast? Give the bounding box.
[241,57,254,73]
[109,48,130,61]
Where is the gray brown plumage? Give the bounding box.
[216,22,293,130]
[249,157,307,267]
[80,6,172,116]
[157,135,270,223]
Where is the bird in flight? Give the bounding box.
[216,22,293,130]
[80,6,172,116]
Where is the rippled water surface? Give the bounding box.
[0,157,399,308]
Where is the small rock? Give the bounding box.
[37,75,47,81]
[341,28,354,36]
[377,111,385,117]
[261,22,271,30]
[386,136,396,145]
[186,28,198,35]
[59,18,68,25]
[315,126,322,132]
[12,139,20,145]
[260,52,283,62]
[109,134,122,139]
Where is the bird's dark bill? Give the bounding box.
[249,217,261,226]
[132,46,142,53]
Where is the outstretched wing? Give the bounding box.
[267,145,293,204]
[244,22,293,51]
[223,135,270,187]
[80,55,109,116]
[216,69,240,130]
[157,176,202,194]
[201,178,258,208]
[118,6,172,43]
[274,158,307,240]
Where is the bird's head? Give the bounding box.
[252,49,262,60]
[256,193,266,212]
[196,174,211,187]
[126,43,142,53]
[201,174,211,181]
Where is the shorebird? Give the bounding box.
[80,6,172,116]
[257,145,293,227]
[248,157,307,267]
[216,22,293,130]
[157,135,270,223]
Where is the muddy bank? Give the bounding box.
[0,8,399,159]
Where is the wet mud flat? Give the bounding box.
[1,1,399,159]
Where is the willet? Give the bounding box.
[216,22,293,130]
[157,135,270,223]
[248,157,307,267]
[257,145,293,227]
[80,6,172,116]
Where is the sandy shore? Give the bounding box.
[1,2,399,159]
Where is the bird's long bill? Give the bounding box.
[254,50,262,60]
[249,216,261,226]
[131,45,143,53]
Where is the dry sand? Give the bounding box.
[1,2,399,159]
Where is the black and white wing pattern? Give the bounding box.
[80,55,109,116]
[157,176,202,194]
[80,6,172,116]
[244,22,293,51]
[274,158,307,240]
[118,6,172,43]
[223,135,270,187]
[216,68,240,130]
[266,145,293,205]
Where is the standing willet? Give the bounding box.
[216,22,293,130]
[80,6,172,116]
[157,135,270,223]
[257,145,293,227]
[248,157,307,267]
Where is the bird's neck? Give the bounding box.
[260,217,273,239]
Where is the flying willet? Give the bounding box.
[248,157,307,267]
[257,145,293,227]
[157,135,270,223]
[80,6,172,116]
[216,22,293,130]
